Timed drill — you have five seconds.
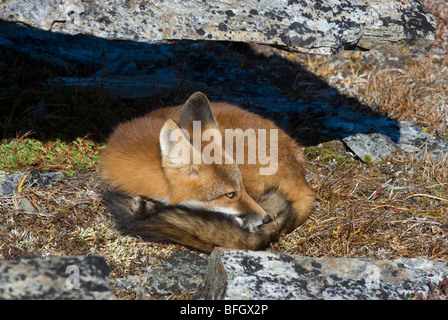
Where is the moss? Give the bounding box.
[305,140,352,165]
[364,154,373,165]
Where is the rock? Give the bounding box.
[48,76,207,100]
[111,274,147,299]
[141,252,208,296]
[17,197,46,214]
[31,99,47,118]
[201,249,448,300]
[0,255,113,299]
[0,0,435,54]
[0,171,64,196]
[342,121,448,163]
[112,251,208,298]
[343,132,400,163]
[398,121,448,162]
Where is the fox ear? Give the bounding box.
[159,119,201,176]
[178,92,218,130]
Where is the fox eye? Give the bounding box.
[224,192,237,199]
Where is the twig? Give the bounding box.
[405,194,448,202]
[17,170,34,193]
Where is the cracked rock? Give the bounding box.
[112,251,208,298]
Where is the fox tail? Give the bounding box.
[102,188,295,252]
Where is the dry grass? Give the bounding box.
[275,7,448,263]
[0,173,189,279]
[270,140,448,261]
[1,140,446,292]
[289,51,448,141]
[277,33,448,260]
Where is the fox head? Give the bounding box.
[158,92,271,228]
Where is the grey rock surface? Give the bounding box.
[0,0,435,54]
[343,132,400,163]
[141,251,208,296]
[1,249,446,300]
[112,251,208,298]
[0,171,64,196]
[202,249,448,300]
[398,121,448,162]
[343,121,448,163]
[0,255,113,299]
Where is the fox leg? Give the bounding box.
[129,196,156,215]
[287,187,315,233]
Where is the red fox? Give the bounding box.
[101,92,314,251]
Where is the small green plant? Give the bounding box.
[305,140,352,165]
[0,133,103,175]
[364,154,373,165]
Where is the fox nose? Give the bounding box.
[262,215,272,224]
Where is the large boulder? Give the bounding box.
[201,249,448,300]
[0,0,435,54]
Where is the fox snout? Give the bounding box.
[232,190,273,229]
[248,213,272,225]
[263,215,273,224]
[232,211,272,233]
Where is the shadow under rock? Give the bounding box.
[0,22,401,147]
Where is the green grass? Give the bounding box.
[0,133,103,176]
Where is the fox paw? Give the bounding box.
[130,196,156,215]
[230,215,257,233]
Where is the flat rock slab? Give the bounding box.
[343,132,399,163]
[0,0,435,54]
[202,249,448,300]
[0,255,113,299]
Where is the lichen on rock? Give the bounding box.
[0,0,435,54]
